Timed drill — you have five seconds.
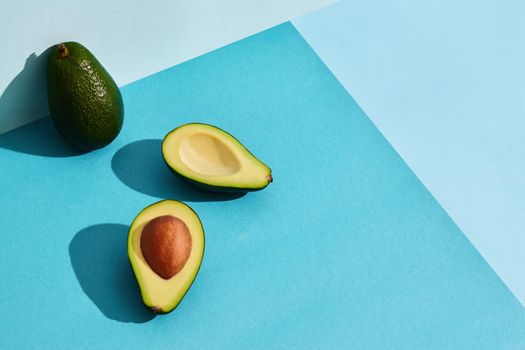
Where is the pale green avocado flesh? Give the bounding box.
[162,123,272,192]
[128,200,205,314]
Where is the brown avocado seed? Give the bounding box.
[140,215,192,279]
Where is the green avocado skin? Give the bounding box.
[47,42,124,151]
[162,160,270,193]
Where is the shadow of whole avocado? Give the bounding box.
[1,41,122,156]
[0,50,83,157]
[111,139,246,202]
[0,51,49,135]
[0,116,85,157]
[69,224,155,323]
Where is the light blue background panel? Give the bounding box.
[1,23,524,349]
[293,0,525,306]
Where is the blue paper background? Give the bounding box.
[294,0,525,305]
[1,23,524,349]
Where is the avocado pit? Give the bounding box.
[140,215,192,279]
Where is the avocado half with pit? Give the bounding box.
[162,123,272,192]
[128,200,205,314]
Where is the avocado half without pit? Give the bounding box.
[162,123,272,192]
[128,200,205,314]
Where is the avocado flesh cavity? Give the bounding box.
[162,123,272,192]
[47,42,124,151]
[128,200,205,314]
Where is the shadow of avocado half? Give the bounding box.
[111,139,246,202]
[69,224,155,323]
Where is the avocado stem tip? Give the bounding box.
[58,43,69,58]
[267,174,273,183]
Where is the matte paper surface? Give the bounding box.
[294,0,525,305]
[1,23,524,349]
[0,0,334,133]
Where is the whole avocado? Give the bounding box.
[47,42,124,151]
